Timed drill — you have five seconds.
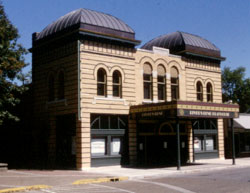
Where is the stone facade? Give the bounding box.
[31,9,238,170]
[32,40,226,169]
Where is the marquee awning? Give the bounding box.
[130,101,239,119]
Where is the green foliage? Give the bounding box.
[0,2,28,125]
[222,66,250,113]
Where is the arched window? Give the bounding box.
[207,82,213,102]
[157,65,166,101]
[196,81,203,101]
[97,68,107,96]
[113,70,122,97]
[170,67,179,100]
[57,71,64,100]
[143,63,153,100]
[48,74,55,101]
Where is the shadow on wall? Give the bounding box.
[0,85,51,170]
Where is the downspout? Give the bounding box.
[77,40,81,121]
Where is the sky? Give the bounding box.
[3,0,250,78]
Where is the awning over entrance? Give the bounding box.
[130,101,239,119]
[130,101,239,170]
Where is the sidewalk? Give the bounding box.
[84,157,250,179]
[0,158,250,192]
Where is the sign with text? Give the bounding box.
[178,109,237,118]
[140,111,165,118]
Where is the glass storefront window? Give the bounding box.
[192,119,217,130]
[206,136,214,151]
[111,138,121,155]
[194,135,217,152]
[91,138,106,156]
[90,114,127,159]
[194,136,204,152]
[91,114,127,130]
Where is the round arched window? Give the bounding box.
[113,70,122,97]
[97,68,107,96]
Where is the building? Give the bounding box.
[224,113,250,158]
[31,8,239,169]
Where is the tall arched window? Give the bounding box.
[207,82,213,102]
[196,81,203,101]
[57,71,65,100]
[157,65,166,101]
[143,63,153,100]
[170,67,179,100]
[48,74,55,101]
[113,70,122,97]
[97,68,107,96]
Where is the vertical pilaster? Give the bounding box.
[76,112,91,169]
[152,71,158,102]
[128,117,137,165]
[217,118,225,159]
[166,73,171,101]
[187,121,194,163]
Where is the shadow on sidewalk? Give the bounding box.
[121,162,205,169]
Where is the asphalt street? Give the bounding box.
[9,167,250,193]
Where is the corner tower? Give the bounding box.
[31,8,140,169]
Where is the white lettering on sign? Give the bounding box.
[141,111,163,117]
[189,110,229,117]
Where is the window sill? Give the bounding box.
[142,100,153,104]
[93,96,128,105]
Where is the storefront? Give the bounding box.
[130,101,239,168]
[193,119,218,159]
[224,113,250,158]
[90,114,129,167]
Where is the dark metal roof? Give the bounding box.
[141,31,224,61]
[36,8,136,41]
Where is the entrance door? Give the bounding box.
[56,114,76,169]
[193,119,218,159]
[137,134,188,167]
[137,121,188,167]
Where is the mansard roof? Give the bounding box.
[141,31,225,61]
[34,8,139,44]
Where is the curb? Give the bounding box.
[0,185,51,193]
[72,176,129,185]
[138,164,250,180]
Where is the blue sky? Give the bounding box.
[3,0,250,77]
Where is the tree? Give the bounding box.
[0,2,28,125]
[222,66,250,113]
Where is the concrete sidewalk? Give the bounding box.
[0,170,110,191]
[83,157,250,179]
[0,158,250,192]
